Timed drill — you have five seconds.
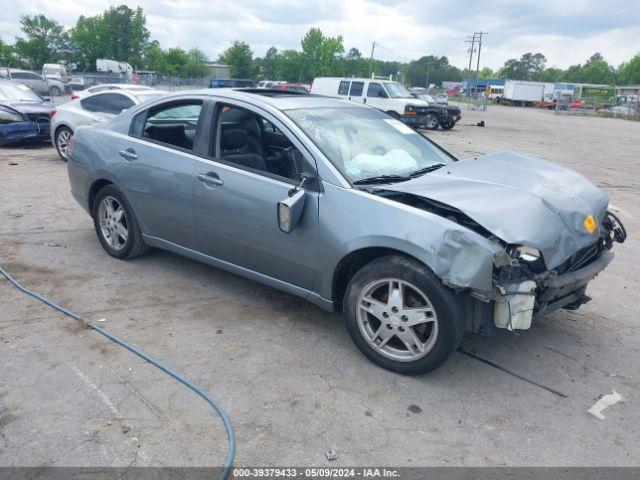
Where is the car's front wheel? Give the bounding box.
[343,255,465,375]
[54,126,73,161]
[49,86,61,96]
[424,113,439,130]
[92,185,149,260]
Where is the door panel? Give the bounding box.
[192,158,319,290]
[110,134,197,248]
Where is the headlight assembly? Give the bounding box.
[0,108,24,124]
[515,245,541,262]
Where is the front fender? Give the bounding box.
[318,183,503,302]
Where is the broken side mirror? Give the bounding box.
[277,176,311,233]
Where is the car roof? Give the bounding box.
[177,88,363,111]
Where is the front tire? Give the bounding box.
[54,126,73,161]
[424,113,439,130]
[343,255,465,375]
[92,185,149,260]
[49,86,61,96]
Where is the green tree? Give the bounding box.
[618,53,640,85]
[582,53,615,84]
[260,46,279,79]
[14,15,68,68]
[536,67,563,82]
[405,55,462,87]
[0,39,15,66]
[344,47,367,77]
[274,49,304,82]
[300,28,344,81]
[498,52,547,80]
[163,47,189,76]
[71,5,150,70]
[219,41,257,79]
[183,48,209,77]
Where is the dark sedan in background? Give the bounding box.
[0,79,54,146]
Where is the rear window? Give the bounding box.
[349,81,364,97]
[338,81,350,95]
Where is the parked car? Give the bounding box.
[0,68,53,96]
[311,77,460,130]
[70,83,155,100]
[66,89,626,375]
[0,79,54,146]
[51,88,166,160]
[69,76,95,91]
[275,83,310,93]
[257,80,285,88]
[435,93,449,105]
[413,93,461,129]
[210,79,254,88]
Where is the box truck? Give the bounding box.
[501,80,545,106]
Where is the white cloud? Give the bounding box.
[0,0,638,69]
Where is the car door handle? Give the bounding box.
[119,148,137,161]
[197,172,224,187]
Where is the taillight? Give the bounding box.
[51,109,57,118]
[70,92,79,100]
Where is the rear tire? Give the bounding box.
[49,86,61,96]
[54,126,73,161]
[92,185,149,260]
[440,120,455,130]
[343,254,465,375]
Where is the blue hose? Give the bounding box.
[0,265,235,479]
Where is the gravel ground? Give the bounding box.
[1,104,639,469]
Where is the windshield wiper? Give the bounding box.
[408,163,446,177]
[353,174,411,185]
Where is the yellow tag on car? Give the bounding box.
[583,215,597,234]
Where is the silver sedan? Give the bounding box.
[51,89,166,160]
[65,88,626,374]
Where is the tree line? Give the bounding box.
[1,5,638,86]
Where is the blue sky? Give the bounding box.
[1,0,639,69]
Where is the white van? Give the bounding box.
[311,77,460,130]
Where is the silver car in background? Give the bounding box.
[66,88,626,375]
[51,89,166,160]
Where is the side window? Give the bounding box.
[367,82,384,98]
[80,96,102,112]
[338,81,350,95]
[28,73,42,80]
[99,93,135,114]
[215,104,315,182]
[349,81,364,97]
[11,72,27,79]
[139,101,202,151]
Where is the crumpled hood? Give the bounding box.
[2,101,55,116]
[382,151,609,269]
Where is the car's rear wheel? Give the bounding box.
[92,185,148,260]
[440,120,455,130]
[343,254,464,375]
[55,127,73,161]
[424,113,439,130]
[49,86,61,96]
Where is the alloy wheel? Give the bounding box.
[98,196,128,251]
[57,129,72,159]
[356,278,439,362]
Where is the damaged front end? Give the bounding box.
[490,211,626,331]
[371,187,626,335]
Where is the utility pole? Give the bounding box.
[368,41,376,78]
[474,31,488,105]
[465,33,476,109]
